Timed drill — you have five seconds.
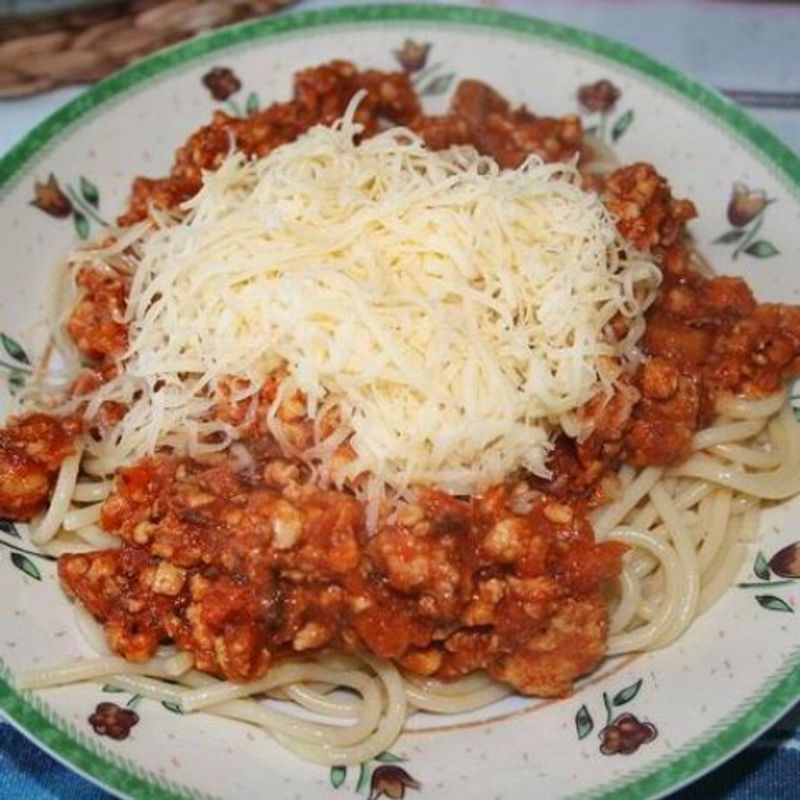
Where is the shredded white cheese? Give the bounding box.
[71,97,660,515]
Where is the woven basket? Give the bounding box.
[0,0,296,98]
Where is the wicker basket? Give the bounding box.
[0,0,296,98]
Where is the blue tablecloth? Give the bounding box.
[2,0,799,796]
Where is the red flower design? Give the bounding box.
[202,66,242,101]
[598,712,657,755]
[30,174,72,218]
[727,182,770,228]
[578,79,621,113]
[88,702,139,740]
[369,765,421,800]
[393,39,431,73]
[769,542,800,578]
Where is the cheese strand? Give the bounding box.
[67,98,660,514]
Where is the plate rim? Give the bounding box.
[1,4,800,799]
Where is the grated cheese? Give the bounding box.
[70,96,660,519]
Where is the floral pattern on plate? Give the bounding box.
[331,751,421,799]
[0,519,55,581]
[0,333,31,396]
[715,182,779,259]
[575,679,659,756]
[30,173,106,240]
[738,546,800,613]
[202,65,261,117]
[577,78,634,143]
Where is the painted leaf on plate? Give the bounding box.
[330,765,347,789]
[612,679,643,706]
[375,751,404,763]
[755,595,794,613]
[611,109,634,141]
[753,551,771,581]
[8,370,26,395]
[80,176,100,208]
[575,704,594,739]
[0,333,29,365]
[419,72,455,96]
[714,229,746,244]
[245,91,260,115]
[11,551,41,580]
[73,211,90,240]
[743,240,779,258]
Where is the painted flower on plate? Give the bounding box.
[393,39,431,73]
[369,765,421,800]
[30,174,72,218]
[202,66,242,101]
[769,542,800,579]
[727,182,770,228]
[598,713,657,755]
[577,79,620,113]
[88,702,140,741]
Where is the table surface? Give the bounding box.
[2,0,800,797]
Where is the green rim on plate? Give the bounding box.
[1,5,799,799]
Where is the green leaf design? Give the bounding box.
[330,765,347,789]
[73,211,89,240]
[612,678,643,706]
[8,370,26,396]
[0,520,20,538]
[575,704,594,740]
[714,229,746,244]
[0,333,30,365]
[754,551,771,581]
[756,594,794,613]
[245,91,260,115]
[101,684,125,693]
[79,176,100,208]
[126,694,143,709]
[355,763,369,793]
[225,98,243,118]
[411,60,443,85]
[743,240,779,258]
[11,551,41,581]
[375,751,404,763]
[161,700,183,714]
[419,72,455,96]
[611,109,634,142]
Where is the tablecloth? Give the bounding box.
[2,0,799,796]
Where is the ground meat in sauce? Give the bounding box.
[59,455,623,696]
[120,61,420,225]
[411,79,583,168]
[66,266,128,361]
[3,62,800,698]
[0,414,81,519]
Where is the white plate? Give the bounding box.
[1,5,800,799]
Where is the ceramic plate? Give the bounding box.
[1,5,800,799]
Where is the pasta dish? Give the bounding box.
[5,61,800,765]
